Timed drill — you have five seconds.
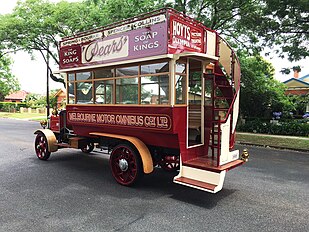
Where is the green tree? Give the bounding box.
[88,0,167,21]
[0,0,106,85]
[173,0,309,61]
[258,0,309,61]
[239,52,294,118]
[0,55,20,101]
[25,93,57,108]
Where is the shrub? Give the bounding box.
[237,119,309,137]
[0,102,27,112]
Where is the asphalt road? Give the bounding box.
[0,118,308,232]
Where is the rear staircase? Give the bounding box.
[174,37,243,193]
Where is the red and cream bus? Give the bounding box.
[34,8,249,193]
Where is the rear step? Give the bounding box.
[174,177,217,192]
[173,165,226,193]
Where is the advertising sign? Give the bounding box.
[168,15,204,54]
[59,14,167,69]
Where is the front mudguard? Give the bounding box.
[34,129,58,152]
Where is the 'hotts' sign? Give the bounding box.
[68,112,171,131]
[168,15,204,53]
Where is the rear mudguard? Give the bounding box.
[90,132,154,174]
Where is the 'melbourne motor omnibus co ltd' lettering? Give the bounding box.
[68,112,170,130]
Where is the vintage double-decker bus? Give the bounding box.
[34,8,249,193]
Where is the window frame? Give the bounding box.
[66,59,171,106]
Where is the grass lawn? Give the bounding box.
[237,133,309,151]
[0,112,46,120]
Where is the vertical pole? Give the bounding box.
[46,46,50,119]
[217,115,221,167]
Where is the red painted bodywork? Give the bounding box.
[50,115,60,131]
[66,105,179,149]
[62,105,211,162]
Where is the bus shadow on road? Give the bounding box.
[30,150,237,209]
[139,169,237,209]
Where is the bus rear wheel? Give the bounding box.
[34,133,51,160]
[159,155,180,172]
[109,144,142,186]
[81,142,94,153]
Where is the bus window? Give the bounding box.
[175,74,186,104]
[76,82,93,104]
[141,75,169,104]
[68,82,75,104]
[175,61,187,104]
[94,68,114,79]
[141,62,169,74]
[76,72,92,81]
[116,66,138,76]
[116,77,138,104]
[95,80,114,104]
[159,75,169,104]
[68,73,75,81]
[176,62,186,74]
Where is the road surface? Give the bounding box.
[0,118,308,231]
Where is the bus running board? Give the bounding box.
[173,165,226,193]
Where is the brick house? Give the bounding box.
[283,71,309,113]
[53,89,66,108]
[4,90,29,102]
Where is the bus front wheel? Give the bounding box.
[109,143,143,186]
[34,133,51,160]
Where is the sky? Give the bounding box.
[1,0,308,94]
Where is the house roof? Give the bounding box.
[53,88,66,97]
[283,78,309,87]
[299,74,309,82]
[4,90,29,100]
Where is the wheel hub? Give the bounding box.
[119,159,128,171]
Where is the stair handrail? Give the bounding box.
[217,35,241,124]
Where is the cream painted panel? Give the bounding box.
[206,31,216,57]
[219,40,232,76]
[232,93,240,133]
[220,116,230,165]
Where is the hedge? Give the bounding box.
[0,102,27,111]
[237,119,309,137]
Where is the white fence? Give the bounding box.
[19,107,52,114]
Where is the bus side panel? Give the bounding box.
[66,105,179,149]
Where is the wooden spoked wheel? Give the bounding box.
[34,133,51,160]
[109,144,142,186]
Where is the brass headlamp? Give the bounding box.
[241,149,249,162]
[40,119,47,129]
